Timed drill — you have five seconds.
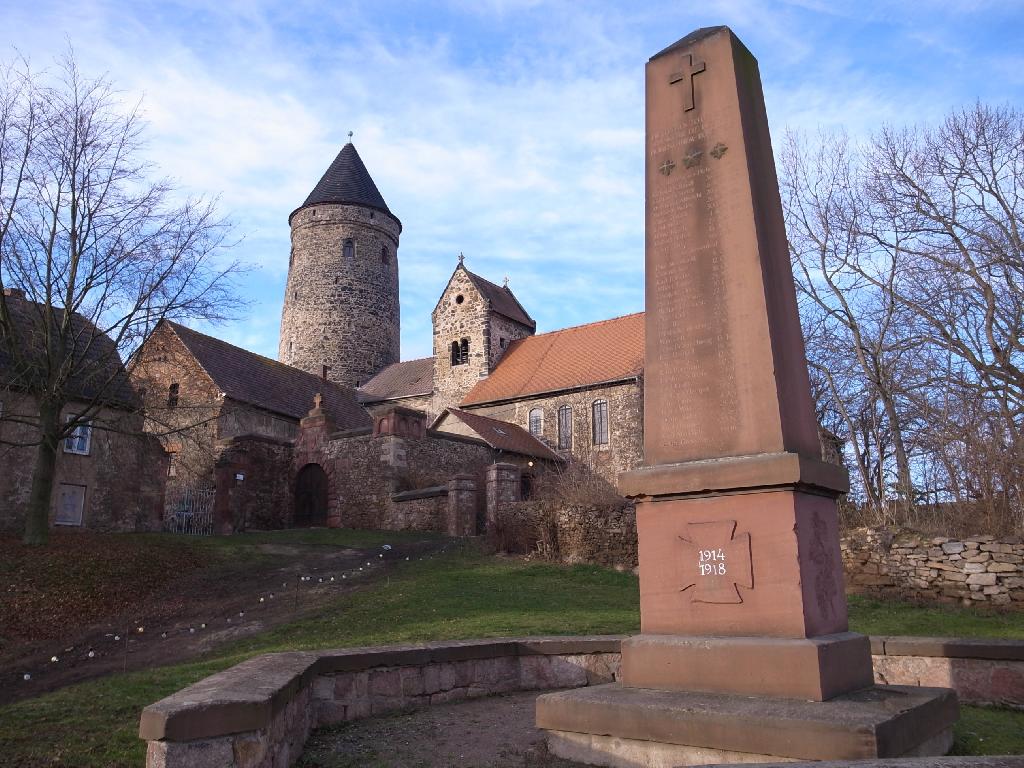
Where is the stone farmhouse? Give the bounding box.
[0,288,165,532]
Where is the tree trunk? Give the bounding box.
[23,399,61,546]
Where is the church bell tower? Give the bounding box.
[279,138,401,388]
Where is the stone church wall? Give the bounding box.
[467,379,643,486]
[487,311,533,370]
[280,203,401,389]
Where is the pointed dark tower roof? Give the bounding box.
[290,141,400,227]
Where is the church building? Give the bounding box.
[132,140,698,534]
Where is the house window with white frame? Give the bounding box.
[63,417,92,455]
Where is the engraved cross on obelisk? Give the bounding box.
[668,53,705,111]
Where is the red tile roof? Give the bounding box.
[359,357,434,402]
[465,269,535,329]
[461,312,644,406]
[441,408,564,462]
[167,322,370,430]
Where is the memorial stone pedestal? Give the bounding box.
[536,26,958,767]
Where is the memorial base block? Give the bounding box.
[536,683,958,767]
[620,632,874,701]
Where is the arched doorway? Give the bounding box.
[294,463,328,527]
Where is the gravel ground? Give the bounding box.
[298,690,587,768]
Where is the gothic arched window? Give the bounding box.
[557,405,572,450]
[529,408,543,437]
[592,399,609,445]
[343,239,355,258]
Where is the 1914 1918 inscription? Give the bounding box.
[678,520,752,604]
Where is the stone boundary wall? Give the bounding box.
[140,635,1024,768]
[140,637,621,768]
[842,528,1024,608]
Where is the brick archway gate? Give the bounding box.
[294,463,328,527]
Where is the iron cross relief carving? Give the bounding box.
[669,53,706,112]
[678,520,753,604]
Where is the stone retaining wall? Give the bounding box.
[140,635,1024,768]
[842,528,1024,607]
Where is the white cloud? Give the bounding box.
[2,0,1021,363]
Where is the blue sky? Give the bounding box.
[2,0,1023,361]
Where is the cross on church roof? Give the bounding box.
[313,392,323,410]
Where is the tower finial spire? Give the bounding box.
[347,130,353,144]
[503,275,510,288]
[458,251,464,265]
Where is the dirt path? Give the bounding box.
[2,534,448,706]
[299,690,586,768]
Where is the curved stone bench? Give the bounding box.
[140,635,1024,768]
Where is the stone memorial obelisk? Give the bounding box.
[537,26,957,766]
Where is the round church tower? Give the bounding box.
[279,140,401,389]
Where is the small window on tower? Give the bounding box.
[289,248,294,267]
[168,383,180,408]
[381,246,388,263]
[343,239,355,258]
[500,337,508,349]
[451,339,470,366]
[455,294,464,305]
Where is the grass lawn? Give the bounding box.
[0,538,1022,767]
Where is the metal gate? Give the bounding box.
[163,485,216,535]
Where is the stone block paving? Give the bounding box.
[298,690,585,768]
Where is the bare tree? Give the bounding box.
[783,104,1024,533]
[0,54,243,545]
[782,129,917,512]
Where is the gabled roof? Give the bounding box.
[461,312,644,406]
[436,408,564,462]
[0,290,137,408]
[359,357,434,403]
[291,142,398,226]
[464,269,535,329]
[165,321,370,430]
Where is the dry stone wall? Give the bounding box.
[842,527,1024,607]
[280,203,400,389]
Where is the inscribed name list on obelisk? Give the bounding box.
[643,28,820,468]
[646,40,737,466]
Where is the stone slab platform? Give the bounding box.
[536,683,958,764]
